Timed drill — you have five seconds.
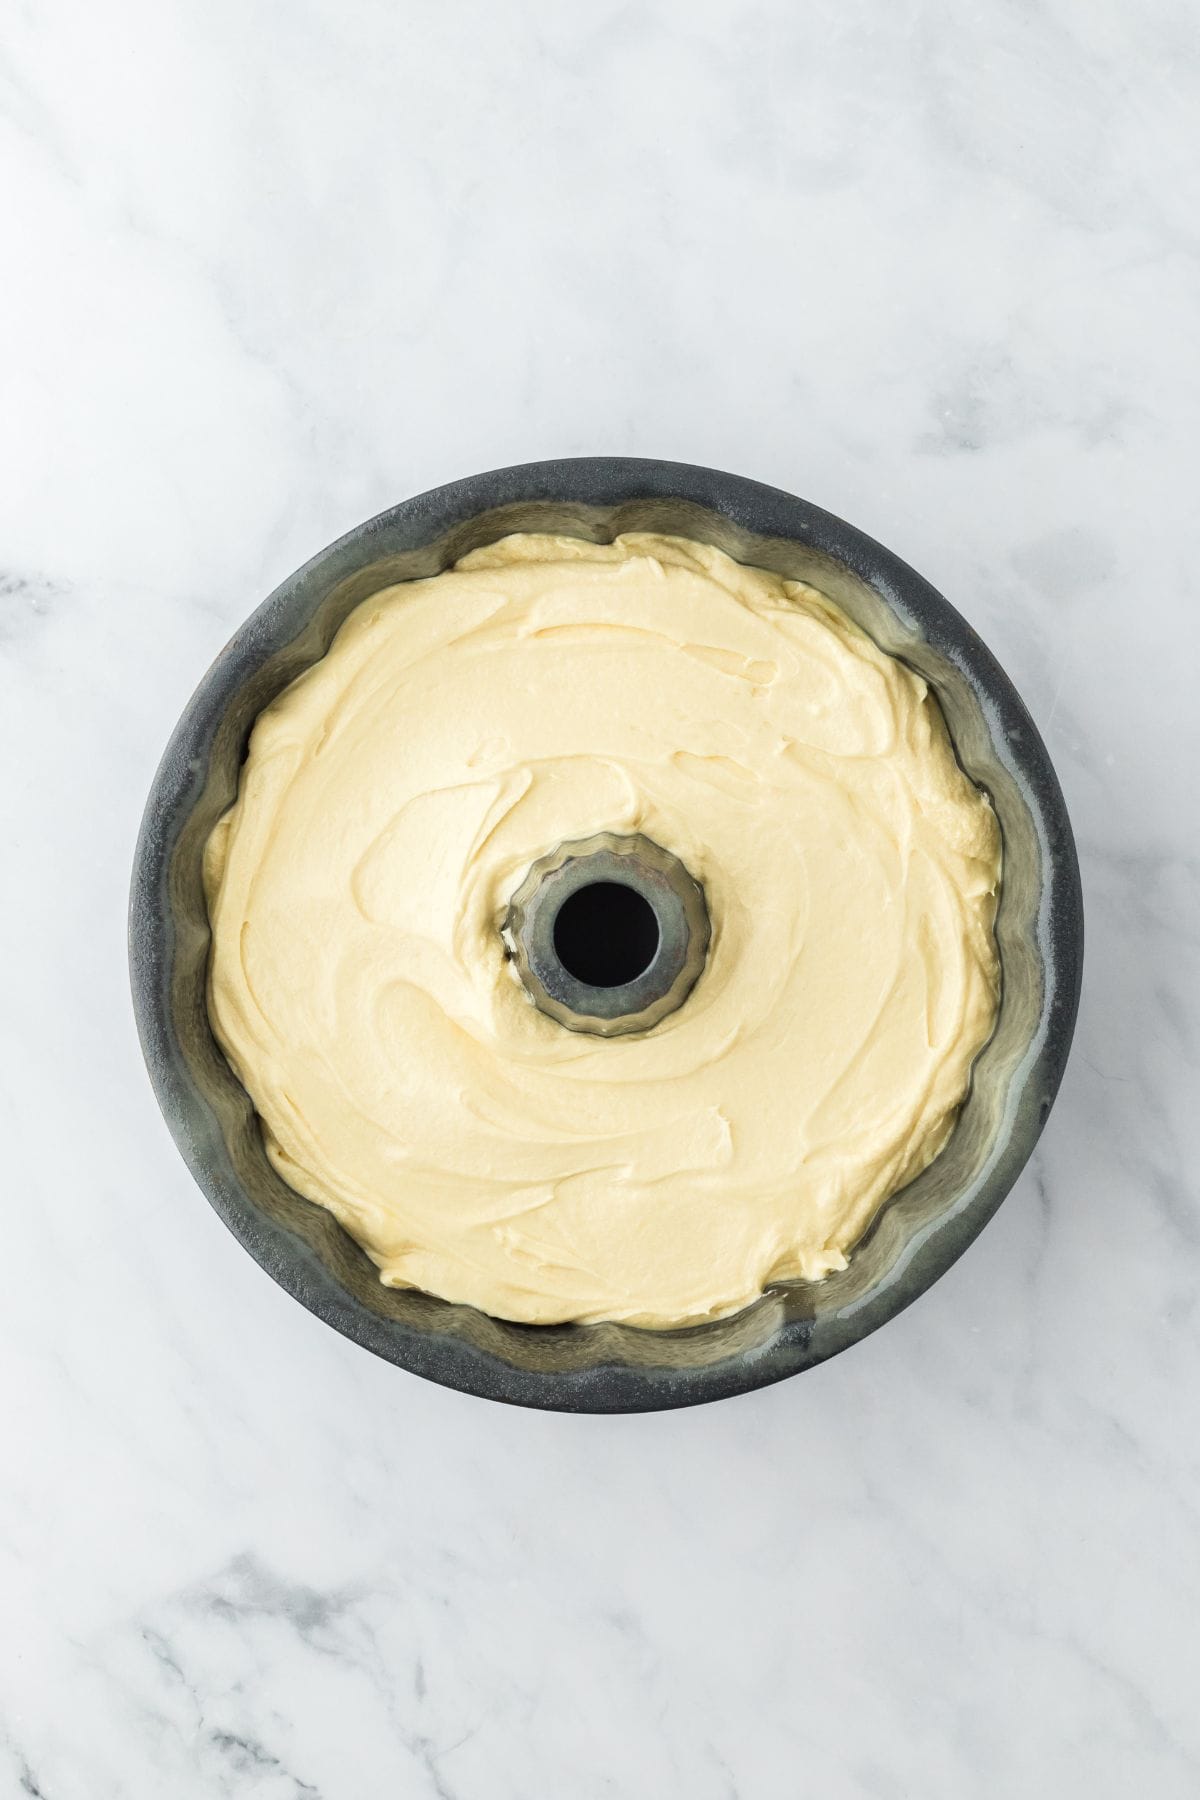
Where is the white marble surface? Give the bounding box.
[2,0,1198,1793]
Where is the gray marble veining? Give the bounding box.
[2,0,1198,1794]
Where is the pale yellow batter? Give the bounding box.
[204,533,1001,1326]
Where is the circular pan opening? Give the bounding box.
[552,881,661,988]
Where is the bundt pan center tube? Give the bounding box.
[503,832,711,1037]
[129,459,1082,1412]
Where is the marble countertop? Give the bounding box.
[3,2,1198,1794]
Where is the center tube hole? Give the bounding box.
[552,881,661,989]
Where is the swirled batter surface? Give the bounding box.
[204,533,1000,1325]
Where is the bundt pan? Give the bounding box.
[129,459,1083,1412]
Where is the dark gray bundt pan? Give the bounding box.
[129,459,1083,1412]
